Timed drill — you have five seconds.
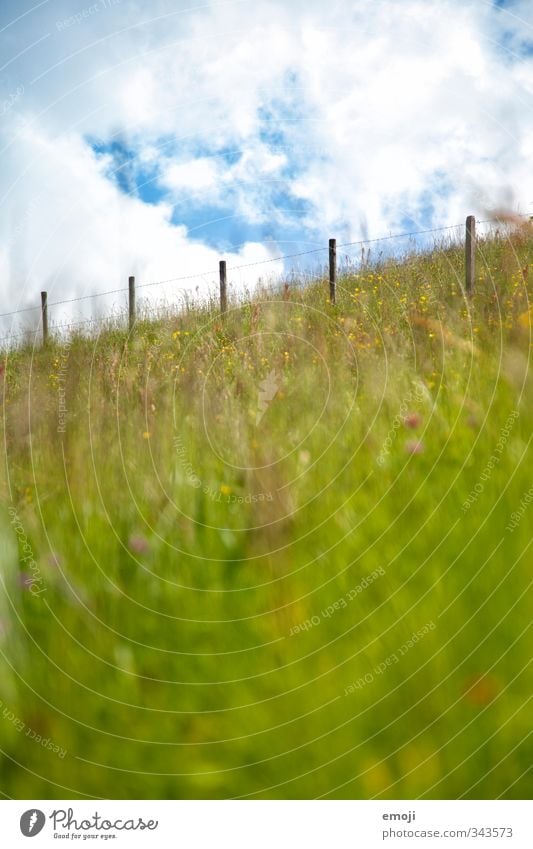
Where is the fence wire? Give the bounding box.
[0,212,529,344]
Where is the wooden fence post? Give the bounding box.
[219,260,227,314]
[465,215,476,295]
[329,238,336,305]
[41,291,48,346]
[128,275,135,330]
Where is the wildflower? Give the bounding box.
[463,674,500,706]
[403,412,422,429]
[220,484,232,496]
[405,440,424,455]
[142,431,151,439]
[47,553,62,569]
[518,309,532,329]
[128,534,150,555]
[18,572,33,590]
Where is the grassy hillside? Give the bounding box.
[0,231,531,799]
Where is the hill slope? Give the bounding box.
[0,233,532,799]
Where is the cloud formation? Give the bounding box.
[1,0,533,334]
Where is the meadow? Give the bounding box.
[0,230,531,799]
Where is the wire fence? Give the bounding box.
[0,212,530,348]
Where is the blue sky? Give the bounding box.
[1,0,533,329]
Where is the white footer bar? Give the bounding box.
[0,800,530,848]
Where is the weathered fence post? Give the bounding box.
[465,215,476,295]
[219,260,227,314]
[329,238,336,305]
[41,291,48,346]
[128,275,135,330]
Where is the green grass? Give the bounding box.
[0,231,532,799]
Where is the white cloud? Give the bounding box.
[0,119,281,337]
[158,142,289,225]
[163,158,221,194]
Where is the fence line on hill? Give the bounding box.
[0,212,530,349]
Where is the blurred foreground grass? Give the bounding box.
[0,232,531,798]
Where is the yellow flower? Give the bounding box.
[518,309,533,328]
[220,484,231,495]
[142,431,151,439]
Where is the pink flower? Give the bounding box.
[405,440,424,455]
[18,572,34,590]
[403,412,422,429]
[128,534,150,555]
